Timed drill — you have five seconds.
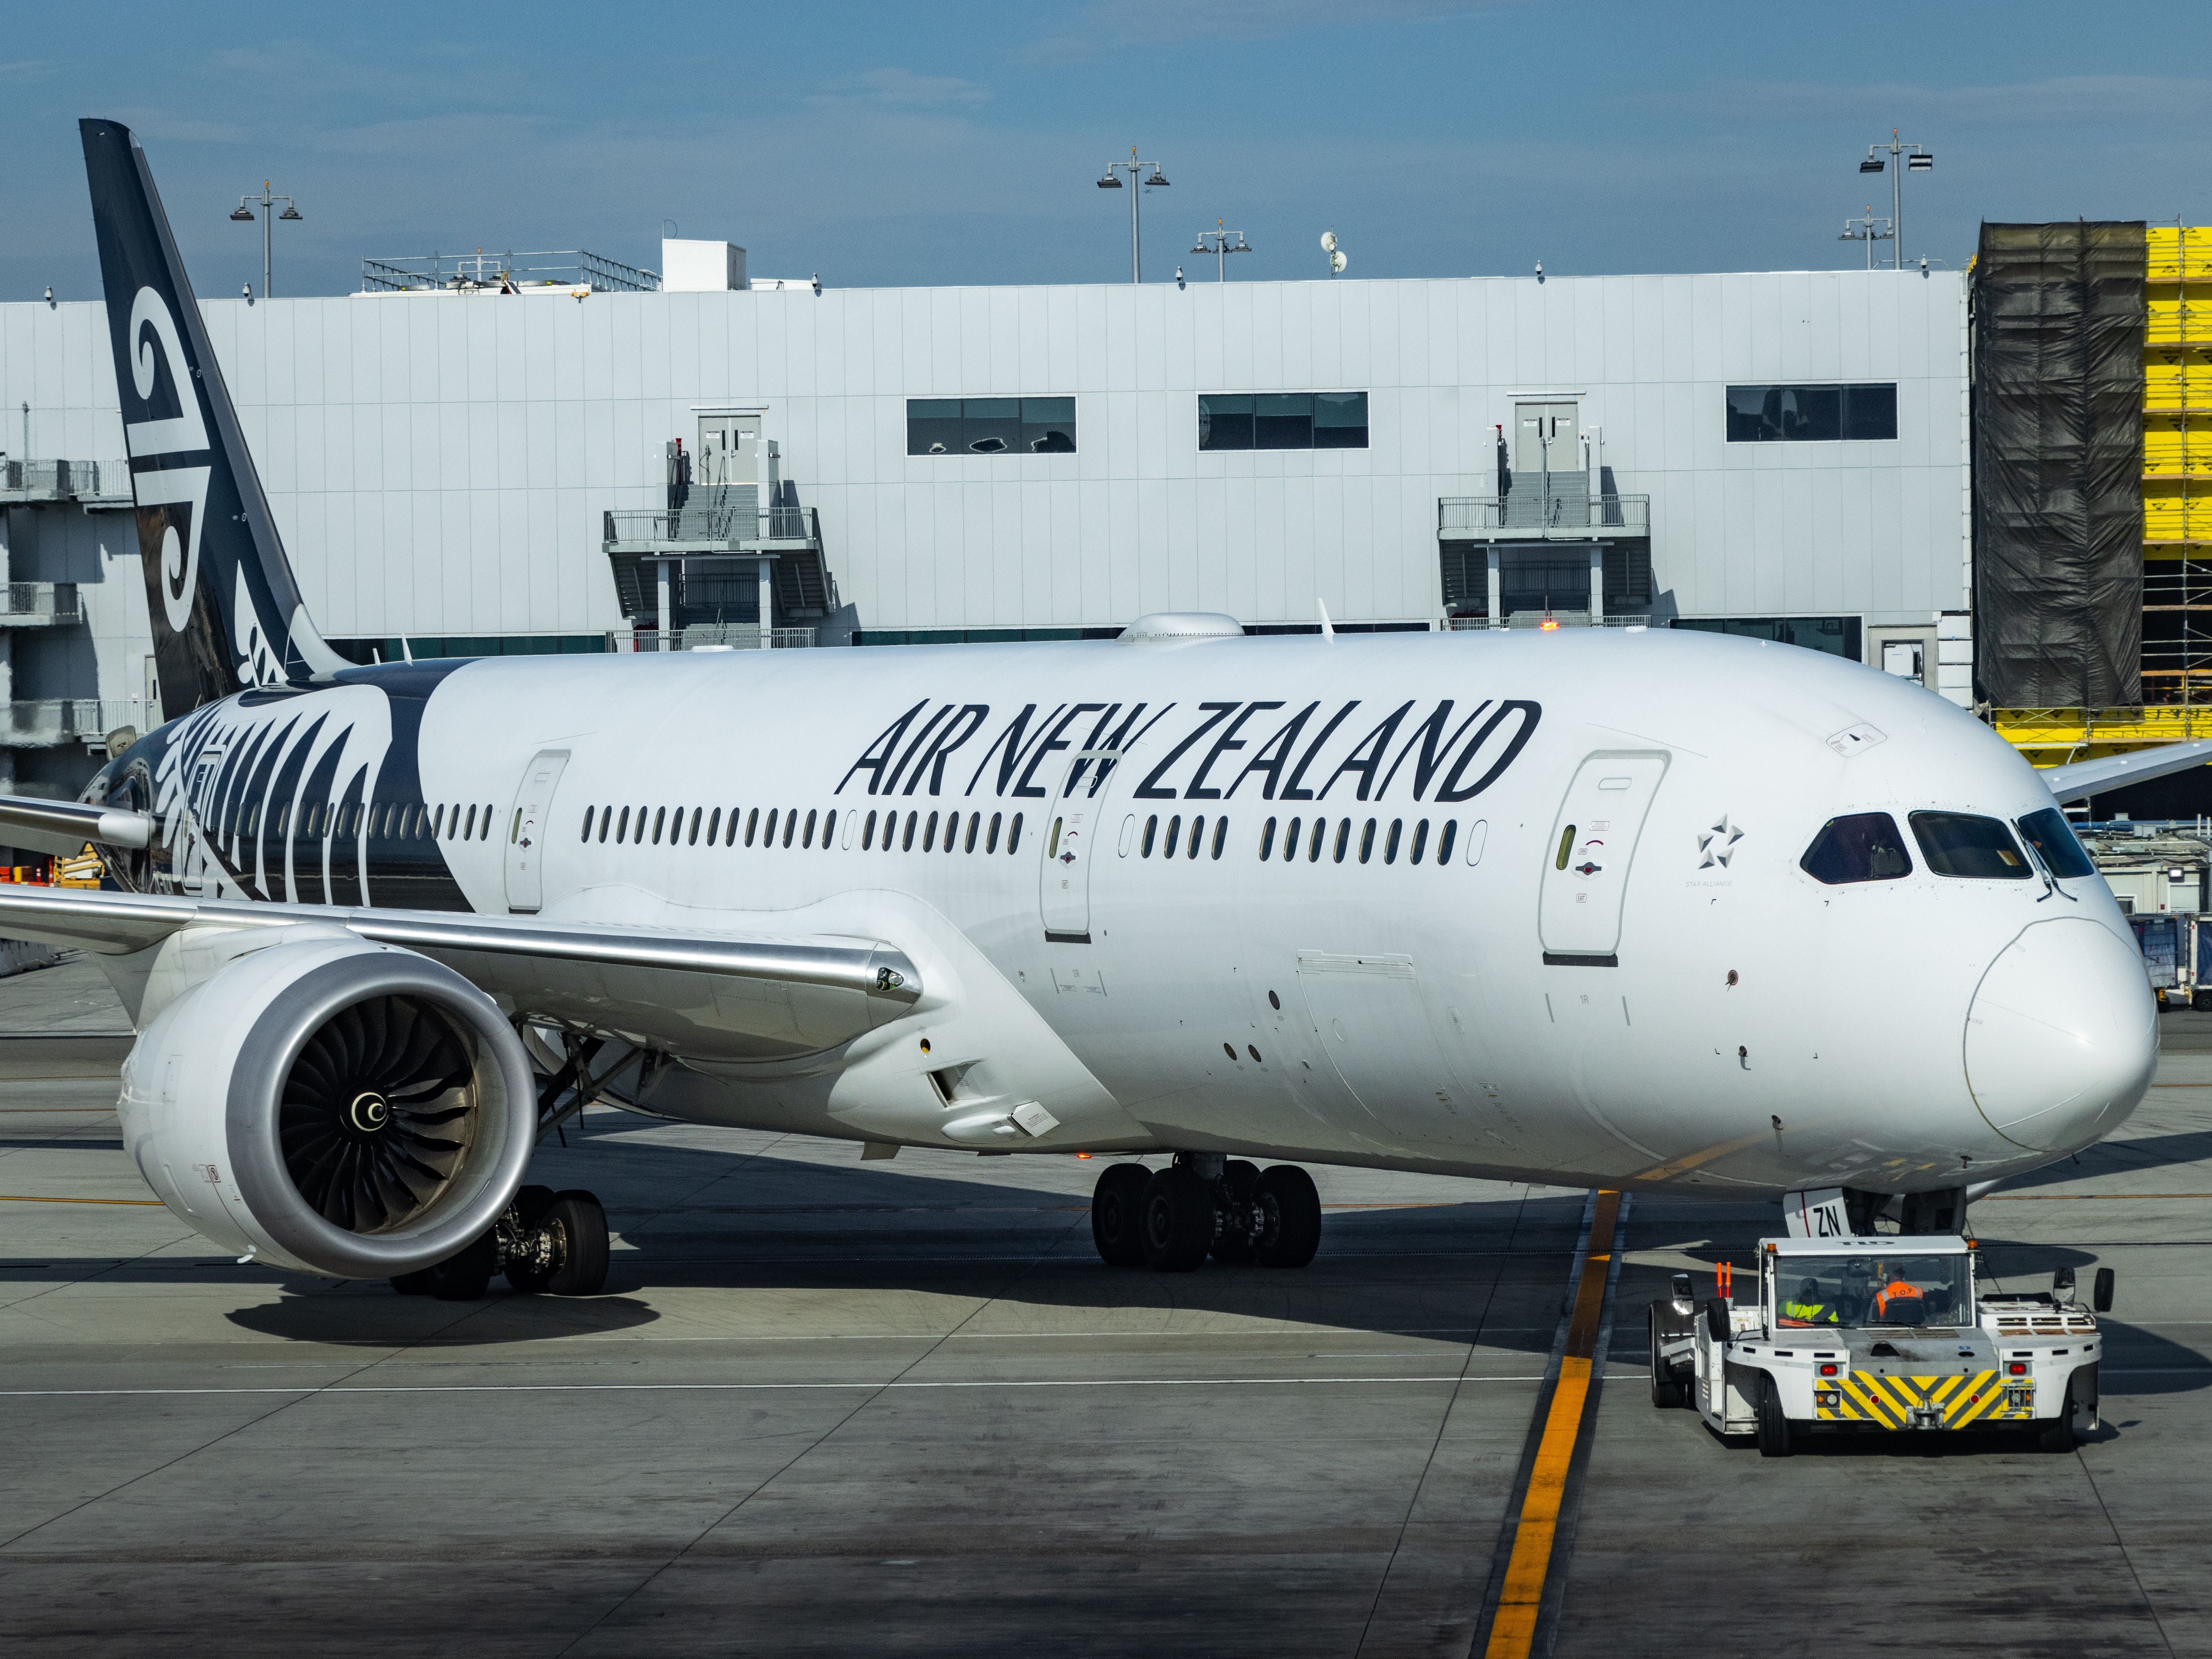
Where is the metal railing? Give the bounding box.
[3,699,151,747]
[361,250,660,294]
[1444,612,1650,631]
[0,459,116,501]
[0,583,83,625]
[604,506,818,546]
[1437,495,1651,537]
[610,626,817,652]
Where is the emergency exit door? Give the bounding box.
[695,415,760,487]
[1515,401,1580,477]
[1538,751,1669,962]
[505,749,569,914]
[1039,749,1122,943]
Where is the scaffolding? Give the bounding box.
[2143,224,2212,705]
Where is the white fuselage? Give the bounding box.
[171,626,2158,1199]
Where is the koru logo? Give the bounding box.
[1697,816,1742,869]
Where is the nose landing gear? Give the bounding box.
[1091,1154,1321,1272]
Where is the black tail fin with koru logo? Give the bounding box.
[79,118,344,723]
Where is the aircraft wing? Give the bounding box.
[0,885,922,1062]
[2040,738,2212,805]
[0,793,154,858]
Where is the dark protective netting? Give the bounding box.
[1972,221,2146,707]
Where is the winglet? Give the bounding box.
[1317,598,1335,641]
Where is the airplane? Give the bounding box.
[0,119,2186,1300]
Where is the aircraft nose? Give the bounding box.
[1964,918,2158,1152]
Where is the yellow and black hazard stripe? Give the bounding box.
[1814,1370,2031,1429]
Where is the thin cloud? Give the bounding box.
[1711,74,2212,129]
[815,67,991,110]
[104,108,247,144]
[0,59,53,83]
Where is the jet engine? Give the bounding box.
[118,926,537,1278]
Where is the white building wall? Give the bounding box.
[0,267,1966,693]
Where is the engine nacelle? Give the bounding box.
[119,925,537,1278]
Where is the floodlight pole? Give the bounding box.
[232,181,302,297]
[1097,150,1169,282]
[1859,132,1931,269]
[1191,220,1253,282]
[1839,206,1895,270]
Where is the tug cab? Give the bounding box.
[1647,1235,2111,1457]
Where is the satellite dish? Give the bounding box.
[1330,249,1348,275]
[1320,230,1337,253]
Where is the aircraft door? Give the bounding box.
[504,748,569,914]
[1538,751,1669,962]
[1038,747,1123,943]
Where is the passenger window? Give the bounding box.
[1436,821,1458,865]
[1211,818,1227,859]
[925,811,941,852]
[765,807,780,845]
[1384,819,1402,864]
[2016,806,2096,879]
[1142,814,1157,857]
[1360,819,1377,863]
[598,807,612,844]
[1188,815,1205,859]
[1009,812,1024,854]
[1409,819,1428,863]
[1308,818,1325,862]
[1910,811,2032,880]
[1283,816,1301,861]
[483,804,495,840]
[864,809,878,850]
[902,812,917,852]
[580,807,593,841]
[965,813,979,853]
[1555,824,1576,870]
[804,808,819,849]
[689,808,703,845]
[652,807,666,845]
[745,808,759,846]
[1800,812,1912,884]
[1260,818,1277,860]
[725,809,740,846]
[824,809,837,849]
[988,811,1003,853]
[1165,814,1181,856]
[1333,819,1350,863]
[783,809,797,848]
[707,808,721,844]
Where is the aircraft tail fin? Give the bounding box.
[79,118,345,722]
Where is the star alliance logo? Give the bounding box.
[1698,816,1742,869]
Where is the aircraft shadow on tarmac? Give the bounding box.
[222,1292,663,1346]
[1994,1128,2212,1189]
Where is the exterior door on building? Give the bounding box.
[1515,401,1580,479]
[695,415,760,488]
[1539,751,1670,963]
[504,749,569,914]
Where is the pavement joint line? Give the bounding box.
[0,1195,164,1205]
[0,1375,1541,1397]
[1475,1187,1623,1659]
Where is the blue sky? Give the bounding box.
[7,0,2212,299]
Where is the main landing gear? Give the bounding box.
[391,1186,610,1300]
[1090,1153,1322,1272]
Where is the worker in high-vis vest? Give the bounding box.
[1872,1268,1925,1321]
[1780,1278,1839,1326]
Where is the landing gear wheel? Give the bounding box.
[544,1190,610,1296]
[505,1185,559,1294]
[426,1231,497,1302]
[390,1270,433,1296]
[1754,1373,1795,1458]
[1140,1166,1215,1272]
[1091,1164,1152,1268]
[1252,1165,1321,1269]
[1648,1303,1688,1409]
[1210,1159,1261,1264]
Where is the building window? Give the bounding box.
[908,397,1076,456]
[1725,384,1896,442]
[1199,391,1368,452]
[1672,616,1863,661]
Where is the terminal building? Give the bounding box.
[1,236,1986,803]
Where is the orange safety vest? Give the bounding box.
[1873,1279,1923,1317]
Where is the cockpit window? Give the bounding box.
[2016,806,2097,879]
[1800,813,1912,884]
[1909,811,2034,879]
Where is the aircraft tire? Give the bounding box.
[1140,1166,1214,1272]
[2037,1376,2082,1452]
[505,1185,559,1293]
[1754,1373,1794,1458]
[545,1191,610,1295]
[1091,1164,1152,1267]
[390,1270,433,1295]
[426,1231,498,1301]
[1253,1164,1321,1270]
[1211,1159,1261,1263]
